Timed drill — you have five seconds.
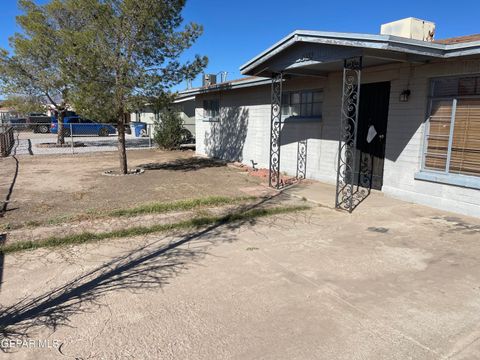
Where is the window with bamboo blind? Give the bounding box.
[423,76,480,178]
[450,99,480,176]
[424,100,452,171]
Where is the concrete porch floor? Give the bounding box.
[285,180,397,212]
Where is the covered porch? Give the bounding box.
[240,31,445,212]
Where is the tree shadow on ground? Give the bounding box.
[0,234,4,292]
[0,196,289,352]
[0,134,20,217]
[138,157,227,172]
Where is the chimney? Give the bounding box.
[381,17,435,41]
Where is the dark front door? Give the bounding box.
[355,81,391,190]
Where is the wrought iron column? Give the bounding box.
[335,57,362,212]
[269,73,283,188]
[296,139,307,180]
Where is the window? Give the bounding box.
[203,99,219,119]
[422,76,480,178]
[282,90,323,118]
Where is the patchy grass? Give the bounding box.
[108,196,255,217]
[0,205,309,254]
[4,196,256,230]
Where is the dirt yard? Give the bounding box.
[1,190,480,359]
[2,150,480,359]
[0,149,267,228]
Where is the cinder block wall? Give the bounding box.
[380,60,480,217]
[196,85,270,167]
[195,61,480,217]
[196,77,325,175]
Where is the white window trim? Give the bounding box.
[415,170,480,190]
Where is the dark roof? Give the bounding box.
[178,76,270,96]
[189,76,260,91]
[435,34,480,45]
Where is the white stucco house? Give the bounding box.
[179,18,480,217]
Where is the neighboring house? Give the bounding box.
[130,95,196,137]
[173,95,196,136]
[180,17,480,217]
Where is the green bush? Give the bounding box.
[153,108,184,150]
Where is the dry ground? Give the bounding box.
[0,149,267,228]
[1,193,480,359]
[1,151,480,359]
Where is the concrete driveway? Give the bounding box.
[1,189,480,359]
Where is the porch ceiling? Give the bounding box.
[275,51,413,78]
[243,43,433,78]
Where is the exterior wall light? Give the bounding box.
[400,89,411,102]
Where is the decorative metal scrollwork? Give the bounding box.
[335,57,362,212]
[296,139,307,180]
[269,73,283,188]
[358,151,372,191]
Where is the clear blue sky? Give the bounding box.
[2,0,480,91]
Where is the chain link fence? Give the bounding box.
[4,121,156,155]
[0,125,15,157]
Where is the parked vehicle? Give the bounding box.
[27,113,52,133]
[51,116,116,137]
[7,117,28,129]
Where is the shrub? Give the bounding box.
[154,108,184,150]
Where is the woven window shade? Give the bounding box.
[450,99,480,176]
[425,100,452,171]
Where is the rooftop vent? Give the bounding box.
[380,17,435,41]
[202,74,217,87]
[219,71,228,83]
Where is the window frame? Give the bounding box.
[417,75,480,189]
[203,99,220,121]
[281,89,323,120]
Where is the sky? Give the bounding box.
[1,0,480,91]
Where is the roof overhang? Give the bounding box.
[173,95,195,104]
[240,31,480,77]
[177,76,271,97]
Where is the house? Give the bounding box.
[129,95,196,138]
[180,18,480,217]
